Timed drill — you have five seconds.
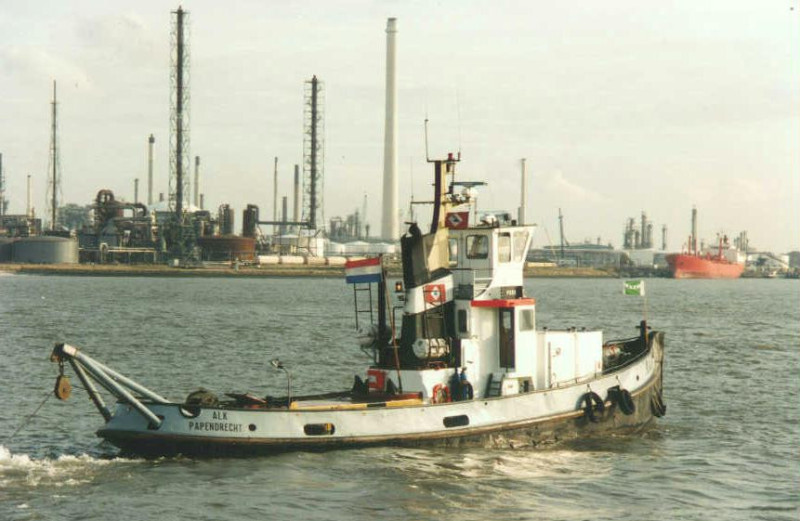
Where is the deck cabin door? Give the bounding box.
[498,308,515,370]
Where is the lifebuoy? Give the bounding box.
[431,384,451,404]
[580,391,605,422]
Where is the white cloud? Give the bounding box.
[541,170,606,204]
[0,47,91,88]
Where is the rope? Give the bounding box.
[4,390,52,443]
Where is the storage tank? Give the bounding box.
[371,242,396,255]
[344,241,369,255]
[218,205,235,236]
[242,204,259,238]
[12,236,79,264]
[326,242,345,255]
[196,236,255,261]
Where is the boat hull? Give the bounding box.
[100,375,664,456]
[665,254,744,279]
[97,334,666,457]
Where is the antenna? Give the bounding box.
[455,89,462,160]
[46,80,61,231]
[409,156,414,199]
[169,6,191,219]
[424,117,431,162]
[303,75,325,231]
[362,192,368,238]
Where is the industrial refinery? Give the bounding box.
[0,8,795,278]
[0,8,399,267]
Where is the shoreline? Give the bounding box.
[0,263,622,279]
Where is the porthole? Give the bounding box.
[304,423,335,436]
[443,415,470,428]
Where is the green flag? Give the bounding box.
[623,280,645,296]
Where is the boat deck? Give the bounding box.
[220,391,424,411]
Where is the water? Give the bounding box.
[1,274,798,520]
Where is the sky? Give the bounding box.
[0,0,797,252]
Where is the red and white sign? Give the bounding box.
[424,284,446,305]
[367,368,387,391]
[445,211,470,229]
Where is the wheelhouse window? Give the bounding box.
[457,309,468,333]
[519,309,535,331]
[498,233,511,263]
[448,238,459,267]
[466,235,489,259]
[513,231,529,262]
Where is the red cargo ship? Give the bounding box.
[665,251,744,279]
[666,207,744,279]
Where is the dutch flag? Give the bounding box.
[344,257,383,284]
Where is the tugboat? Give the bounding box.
[50,154,666,456]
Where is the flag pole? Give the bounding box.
[624,280,648,339]
[642,289,648,335]
[382,259,403,393]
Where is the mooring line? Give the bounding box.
[4,390,52,443]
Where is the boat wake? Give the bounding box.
[0,444,141,489]
[386,447,613,481]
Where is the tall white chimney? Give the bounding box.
[381,17,399,241]
[519,158,527,225]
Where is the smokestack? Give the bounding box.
[194,156,200,208]
[273,156,278,235]
[293,164,300,226]
[640,212,647,249]
[147,134,154,206]
[662,225,668,251]
[281,196,288,236]
[200,193,204,211]
[381,17,399,241]
[691,206,698,254]
[0,153,4,217]
[519,158,527,225]
[26,174,32,218]
[134,178,139,204]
